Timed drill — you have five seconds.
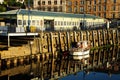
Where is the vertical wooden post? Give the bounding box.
[58,32,62,52]
[39,33,43,54]
[98,49,101,66]
[8,34,10,47]
[0,53,2,74]
[50,58,55,78]
[47,33,51,53]
[74,31,77,42]
[66,32,70,51]
[116,29,119,45]
[97,30,100,46]
[80,31,83,41]
[112,30,115,45]
[102,29,105,45]
[50,32,54,56]
[86,31,88,41]
[92,30,95,47]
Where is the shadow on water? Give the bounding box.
[0,46,120,80]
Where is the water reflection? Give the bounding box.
[0,46,120,80]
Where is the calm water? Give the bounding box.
[0,46,120,80]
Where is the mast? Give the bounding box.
[28,0,30,32]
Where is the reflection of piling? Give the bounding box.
[0,53,2,73]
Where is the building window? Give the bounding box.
[18,20,22,25]
[58,21,60,25]
[112,0,116,3]
[98,13,101,16]
[94,6,96,11]
[61,21,63,26]
[80,7,84,12]
[74,7,77,13]
[42,7,45,11]
[94,0,96,4]
[104,6,106,11]
[23,20,26,25]
[54,1,57,5]
[80,1,84,5]
[38,1,41,5]
[32,20,35,25]
[104,13,106,18]
[48,7,51,11]
[98,6,101,11]
[48,1,51,5]
[98,0,101,3]
[37,20,39,25]
[60,0,62,5]
[42,1,45,5]
[54,7,57,12]
[68,1,72,6]
[74,1,77,5]
[64,21,66,25]
[112,5,116,11]
[104,0,107,3]
[55,21,57,26]
[112,13,115,18]
[88,6,91,11]
[68,7,72,12]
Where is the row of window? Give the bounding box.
[18,19,80,26]
[18,19,103,28]
[38,0,62,5]
[18,20,43,26]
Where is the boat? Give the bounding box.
[69,41,91,60]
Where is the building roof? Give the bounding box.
[0,9,102,19]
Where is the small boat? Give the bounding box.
[69,41,90,60]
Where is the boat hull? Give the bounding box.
[70,49,90,56]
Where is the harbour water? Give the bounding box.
[0,46,120,80]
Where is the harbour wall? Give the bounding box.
[0,29,119,78]
[0,29,119,59]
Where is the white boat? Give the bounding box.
[69,41,90,60]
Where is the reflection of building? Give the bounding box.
[33,0,120,19]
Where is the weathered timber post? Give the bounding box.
[63,32,67,51]
[39,33,43,54]
[97,30,100,46]
[98,49,102,66]
[92,30,95,47]
[116,29,119,45]
[80,31,83,41]
[74,31,77,42]
[66,32,71,51]
[112,30,115,45]
[50,32,54,56]
[86,31,89,41]
[13,57,17,67]
[66,59,70,74]
[0,53,2,74]
[50,57,55,78]
[102,29,106,45]
[7,59,10,68]
[106,30,109,45]
[36,38,40,54]
[47,33,51,53]
[58,32,62,52]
